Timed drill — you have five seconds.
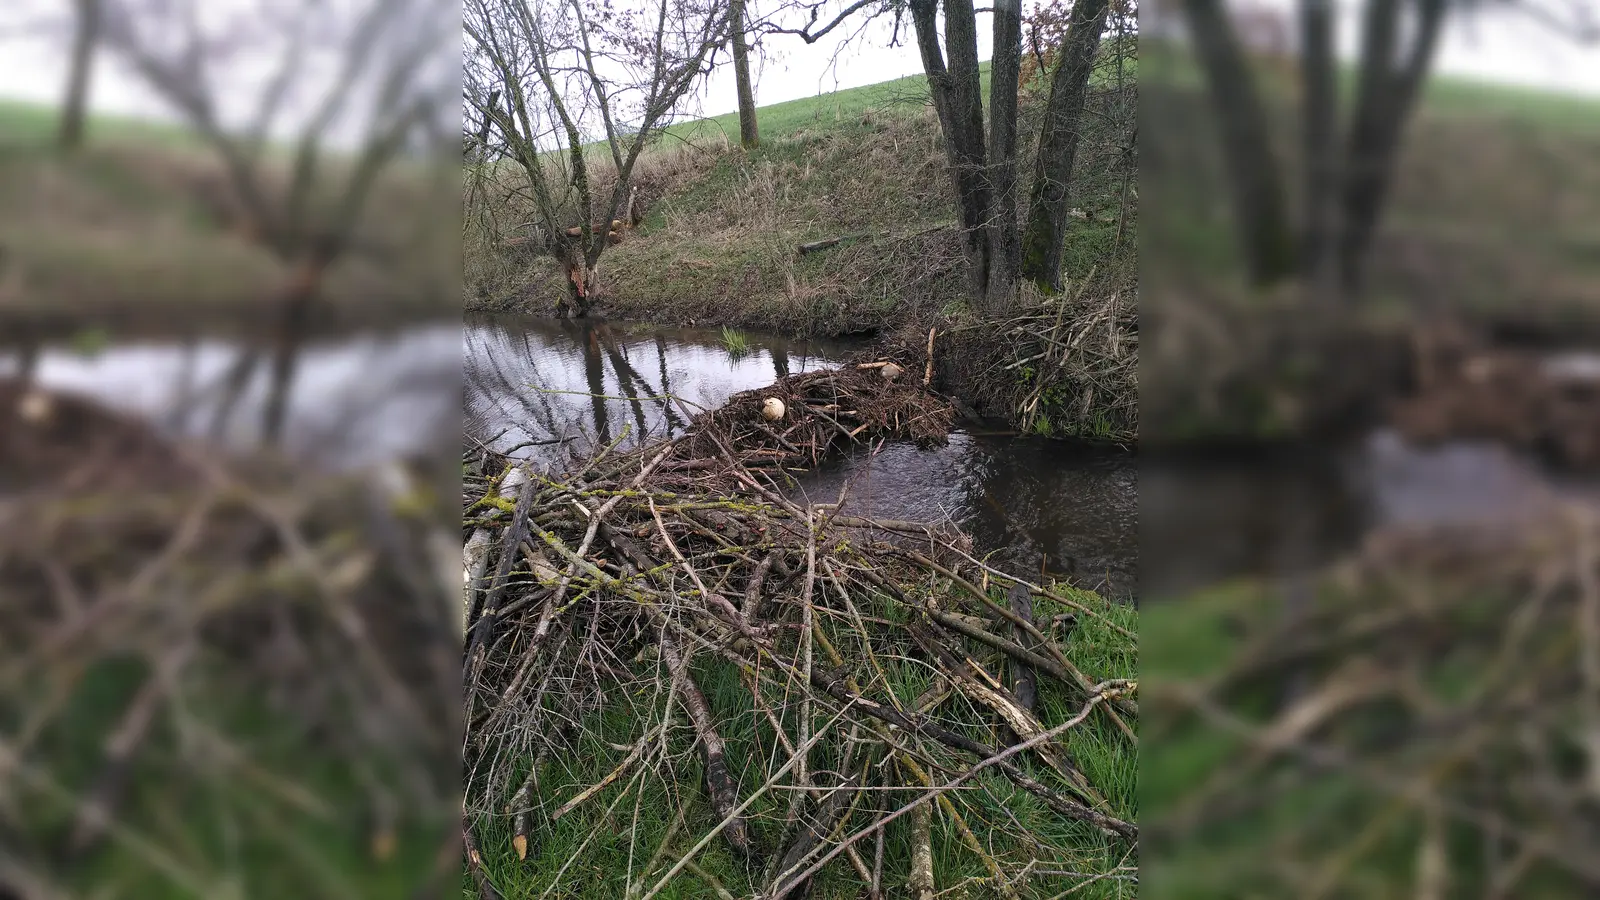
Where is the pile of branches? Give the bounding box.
[461,435,1137,899]
[1146,507,1600,897]
[1392,324,1600,469]
[678,360,956,473]
[0,419,462,896]
[934,279,1137,441]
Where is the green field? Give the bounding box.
[0,96,457,330]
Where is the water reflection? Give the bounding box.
[12,313,1592,603]
[1,322,461,470]
[793,436,1139,597]
[463,316,855,467]
[1140,430,1600,599]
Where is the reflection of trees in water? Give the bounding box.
[464,322,570,446]
[466,320,696,459]
[572,321,613,447]
[463,319,855,467]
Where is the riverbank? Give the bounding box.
[0,113,458,324]
[464,67,1137,441]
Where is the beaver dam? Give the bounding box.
[461,363,1139,898]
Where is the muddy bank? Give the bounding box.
[1143,291,1600,471]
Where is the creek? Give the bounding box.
[8,314,1594,602]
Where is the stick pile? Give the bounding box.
[461,380,1137,898]
[1147,509,1600,896]
[676,360,956,475]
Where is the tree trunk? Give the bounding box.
[730,0,760,149]
[986,0,1024,305]
[1299,0,1338,300]
[472,89,500,161]
[261,256,323,447]
[59,0,103,152]
[1018,0,1111,292]
[910,0,995,309]
[1336,0,1446,291]
[1181,0,1297,286]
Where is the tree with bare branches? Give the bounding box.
[59,0,103,151]
[1181,0,1598,296]
[731,0,761,148]
[101,0,455,312]
[465,0,731,317]
[762,0,1127,308]
[98,0,454,445]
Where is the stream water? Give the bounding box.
[7,314,1595,602]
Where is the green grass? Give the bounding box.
[4,654,448,899]
[660,38,1138,149]
[1137,557,1600,898]
[719,324,750,358]
[0,97,458,325]
[1141,38,1600,132]
[0,97,195,150]
[662,69,944,147]
[468,583,1137,899]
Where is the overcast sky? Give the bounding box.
[1,0,1597,130]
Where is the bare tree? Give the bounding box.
[94,0,451,457]
[1183,0,1596,296]
[988,0,1024,301]
[731,0,761,148]
[465,0,730,317]
[1299,0,1337,295]
[1018,0,1115,291]
[100,0,454,312]
[59,0,103,151]
[910,0,996,306]
[1181,0,1297,287]
[763,0,1126,308]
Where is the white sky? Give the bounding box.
[1,1,1597,129]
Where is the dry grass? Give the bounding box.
[0,138,458,324]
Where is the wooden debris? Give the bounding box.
[458,370,1134,895]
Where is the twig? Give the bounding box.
[771,682,1136,898]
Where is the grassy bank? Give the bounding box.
[465,57,1137,439]
[1140,508,1600,897]
[0,100,458,330]
[1139,39,1600,444]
